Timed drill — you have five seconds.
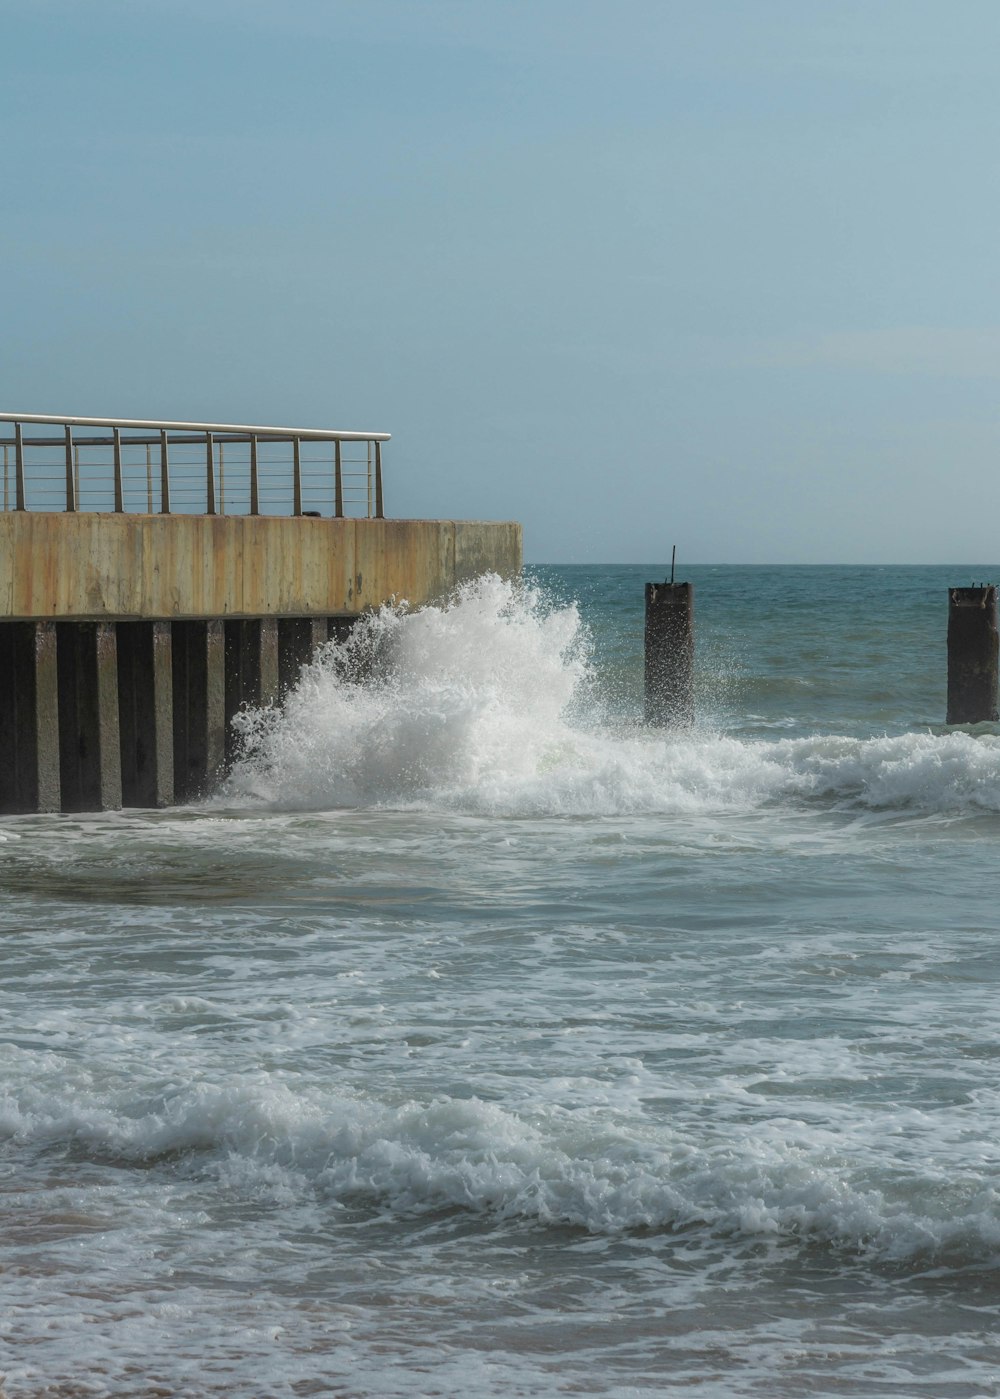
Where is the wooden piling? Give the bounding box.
[644,582,694,727]
[947,585,999,724]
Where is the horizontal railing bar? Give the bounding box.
[0,433,383,450]
[0,413,390,443]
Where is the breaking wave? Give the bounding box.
[5,1073,1000,1266]
[226,575,1000,818]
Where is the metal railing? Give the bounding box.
[0,413,390,518]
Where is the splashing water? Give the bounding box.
[228,575,589,811]
[227,573,1000,819]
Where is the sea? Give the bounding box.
[4,563,1000,1399]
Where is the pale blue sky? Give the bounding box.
[4,0,1000,562]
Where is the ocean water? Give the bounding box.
[4,564,1000,1398]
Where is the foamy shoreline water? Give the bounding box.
[4,567,1000,1397]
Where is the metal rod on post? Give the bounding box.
[159,429,170,513]
[74,445,81,508]
[250,435,259,515]
[292,436,302,516]
[146,445,153,513]
[374,441,384,519]
[219,441,225,513]
[947,585,999,723]
[113,428,124,512]
[15,423,25,511]
[65,425,76,511]
[3,446,7,512]
[367,440,372,518]
[205,432,216,515]
[334,439,343,518]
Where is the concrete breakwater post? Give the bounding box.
[947,585,999,724]
[644,581,694,726]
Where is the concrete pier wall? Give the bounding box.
[0,515,522,812]
[0,515,521,621]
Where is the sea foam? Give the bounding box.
[226,575,1000,819]
[5,1075,1000,1265]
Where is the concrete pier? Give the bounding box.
[0,513,521,812]
[0,411,522,813]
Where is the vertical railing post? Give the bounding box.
[74,445,81,508]
[219,441,225,513]
[113,428,124,512]
[374,441,384,519]
[15,423,25,511]
[250,435,259,515]
[292,436,302,516]
[65,425,76,511]
[206,432,216,515]
[367,439,372,518]
[334,439,343,518]
[145,445,153,513]
[2,445,7,512]
[159,429,170,513]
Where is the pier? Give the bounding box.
[0,412,522,813]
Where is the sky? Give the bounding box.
[3,0,1000,564]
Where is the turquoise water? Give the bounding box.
[4,566,1000,1397]
[538,563,982,738]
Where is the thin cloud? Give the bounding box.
[742,328,1000,380]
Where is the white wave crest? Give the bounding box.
[5,1078,1000,1265]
